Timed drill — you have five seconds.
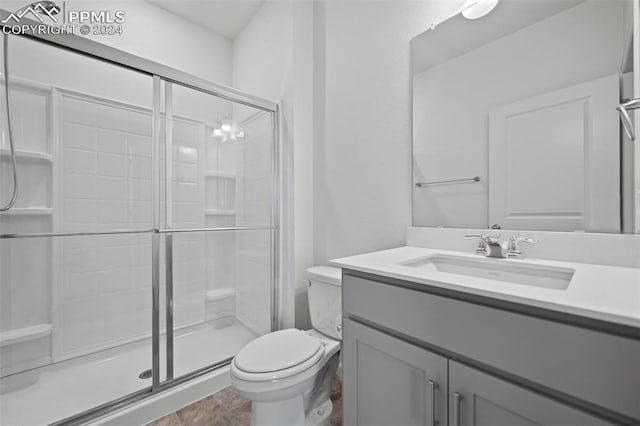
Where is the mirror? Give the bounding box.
[411,0,634,233]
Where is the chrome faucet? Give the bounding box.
[465,233,504,258]
[465,234,537,259]
[505,236,538,259]
[464,233,489,255]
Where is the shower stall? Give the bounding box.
[0,17,279,426]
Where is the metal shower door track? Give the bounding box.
[0,11,278,113]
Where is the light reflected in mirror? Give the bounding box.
[411,0,634,233]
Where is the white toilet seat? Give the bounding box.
[232,329,326,382]
[230,266,342,426]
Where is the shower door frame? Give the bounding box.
[0,12,281,426]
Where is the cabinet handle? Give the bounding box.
[428,380,438,426]
[453,392,464,426]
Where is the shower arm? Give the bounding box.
[617,98,640,142]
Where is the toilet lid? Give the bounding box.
[234,329,323,373]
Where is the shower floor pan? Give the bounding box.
[0,321,257,426]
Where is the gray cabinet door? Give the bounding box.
[343,317,447,426]
[448,361,613,426]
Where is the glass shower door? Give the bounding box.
[0,35,156,425]
[0,29,279,426]
[160,80,276,380]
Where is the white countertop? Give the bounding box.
[331,246,640,329]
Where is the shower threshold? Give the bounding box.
[0,320,257,426]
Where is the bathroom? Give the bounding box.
[0,0,638,425]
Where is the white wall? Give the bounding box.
[313,0,455,263]
[232,1,293,104]
[224,0,462,328]
[232,0,315,329]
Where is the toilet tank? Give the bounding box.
[306,266,342,340]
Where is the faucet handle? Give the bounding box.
[466,233,501,242]
[506,236,538,258]
[510,236,538,245]
[464,233,500,239]
[465,234,488,255]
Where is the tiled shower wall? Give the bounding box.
[59,94,155,358]
[1,77,273,369]
[204,131,237,295]
[166,118,207,330]
[235,112,273,336]
[58,93,208,359]
[61,96,153,232]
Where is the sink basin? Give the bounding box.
[400,254,574,290]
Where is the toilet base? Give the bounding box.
[250,396,333,426]
[251,395,305,426]
[305,399,333,426]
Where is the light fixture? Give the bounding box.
[212,116,243,142]
[461,0,499,19]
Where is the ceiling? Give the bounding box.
[411,0,584,74]
[148,0,265,40]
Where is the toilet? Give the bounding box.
[230,266,342,426]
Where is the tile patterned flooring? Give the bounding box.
[148,377,343,426]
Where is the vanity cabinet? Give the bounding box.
[342,271,640,425]
[343,319,611,426]
[449,361,611,426]
[342,318,447,426]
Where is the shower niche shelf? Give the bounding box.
[0,149,54,163]
[0,323,53,378]
[204,172,236,216]
[0,323,52,347]
[205,288,236,328]
[1,208,53,216]
[0,158,52,215]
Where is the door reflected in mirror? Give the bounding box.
[411,0,634,233]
